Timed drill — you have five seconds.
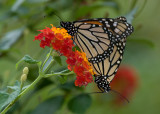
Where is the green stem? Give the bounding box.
[41,48,53,72]
[43,59,54,73]
[20,81,24,92]
[1,73,44,114]
[44,71,74,78]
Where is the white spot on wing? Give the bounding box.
[106,24,110,27]
[92,24,96,27]
[113,22,117,27]
[114,28,120,33]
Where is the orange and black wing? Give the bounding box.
[93,38,126,82]
[73,20,112,61]
[73,17,133,84]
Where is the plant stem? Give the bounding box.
[1,73,44,114]
[44,71,74,78]
[20,81,24,92]
[43,58,54,73]
[41,48,53,72]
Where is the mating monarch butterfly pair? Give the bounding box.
[60,16,134,93]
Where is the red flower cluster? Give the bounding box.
[34,25,93,86]
[110,66,138,105]
[66,51,94,86]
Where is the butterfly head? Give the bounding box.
[60,21,76,36]
[94,75,111,93]
[60,21,71,28]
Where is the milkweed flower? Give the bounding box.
[110,66,139,105]
[34,25,94,86]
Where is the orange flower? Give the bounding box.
[51,25,71,39]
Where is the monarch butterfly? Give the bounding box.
[60,16,134,92]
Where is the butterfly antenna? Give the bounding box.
[86,90,129,105]
[87,91,104,95]
[43,11,63,22]
[110,89,129,103]
[52,12,63,22]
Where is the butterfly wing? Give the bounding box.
[94,37,127,92]
[93,37,126,81]
[102,17,133,41]
[72,18,133,92]
[73,20,112,61]
[73,17,133,63]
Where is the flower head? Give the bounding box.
[66,50,94,86]
[34,25,94,87]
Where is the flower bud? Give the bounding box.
[23,67,29,75]
[21,74,27,82]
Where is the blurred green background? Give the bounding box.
[0,0,160,114]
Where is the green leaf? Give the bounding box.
[0,27,25,52]
[0,81,21,111]
[11,0,25,12]
[57,75,68,84]
[125,7,138,24]
[54,56,62,66]
[75,1,118,18]
[130,0,138,10]
[7,81,21,102]
[7,80,20,90]
[16,55,40,69]
[27,0,49,3]
[47,0,73,10]
[128,38,155,48]
[31,96,64,114]
[19,84,58,113]
[68,94,92,113]
[37,61,42,68]
[60,81,75,91]
[0,92,9,111]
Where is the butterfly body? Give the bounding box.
[60,16,134,92]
